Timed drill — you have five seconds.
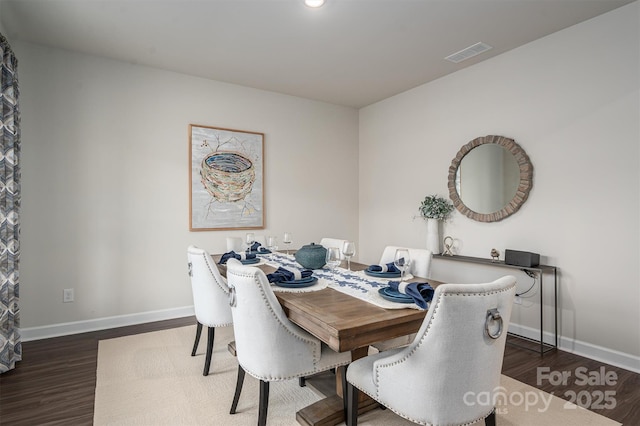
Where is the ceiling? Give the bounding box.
[1,0,634,108]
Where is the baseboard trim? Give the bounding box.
[509,323,640,374]
[20,306,195,342]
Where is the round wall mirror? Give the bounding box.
[448,135,533,222]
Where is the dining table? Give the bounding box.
[216,250,442,426]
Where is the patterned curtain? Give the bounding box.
[0,33,21,373]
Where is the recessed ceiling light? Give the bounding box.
[305,0,325,8]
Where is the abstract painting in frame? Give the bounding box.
[189,124,264,231]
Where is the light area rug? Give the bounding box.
[94,325,620,426]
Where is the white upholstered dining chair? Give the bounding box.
[346,276,517,426]
[227,235,267,252]
[225,259,352,426]
[372,245,434,351]
[379,245,433,278]
[186,245,233,376]
[226,237,244,252]
[320,237,348,259]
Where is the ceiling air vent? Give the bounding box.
[445,42,493,63]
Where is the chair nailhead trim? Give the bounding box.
[201,252,231,294]
[373,283,516,419]
[229,268,350,381]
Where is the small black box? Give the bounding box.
[504,249,540,267]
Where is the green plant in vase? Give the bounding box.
[418,195,454,254]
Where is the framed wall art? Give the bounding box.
[189,124,264,231]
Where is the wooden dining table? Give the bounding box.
[216,253,442,426]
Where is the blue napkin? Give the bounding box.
[267,267,313,283]
[367,262,400,273]
[250,242,271,253]
[388,281,434,309]
[219,250,256,264]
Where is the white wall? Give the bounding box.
[359,3,639,370]
[15,42,359,331]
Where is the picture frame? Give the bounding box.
[189,124,264,231]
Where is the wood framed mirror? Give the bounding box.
[448,135,533,222]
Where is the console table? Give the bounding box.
[433,254,558,355]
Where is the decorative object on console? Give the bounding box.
[443,236,454,256]
[490,248,500,262]
[294,243,327,269]
[417,195,454,255]
[426,219,440,254]
[504,249,540,267]
[448,135,533,223]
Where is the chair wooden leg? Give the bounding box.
[227,341,237,357]
[203,326,215,376]
[346,381,359,426]
[298,377,306,387]
[230,366,246,414]
[485,408,496,426]
[191,322,203,356]
[258,380,270,426]
[339,365,348,417]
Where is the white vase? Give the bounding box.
[426,218,440,254]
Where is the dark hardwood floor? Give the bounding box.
[1,317,638,425]
[501,337,640,424]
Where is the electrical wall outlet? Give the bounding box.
[514,295,522,305]
[63,288,74,303]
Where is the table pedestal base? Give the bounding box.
[296,394,379,426]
